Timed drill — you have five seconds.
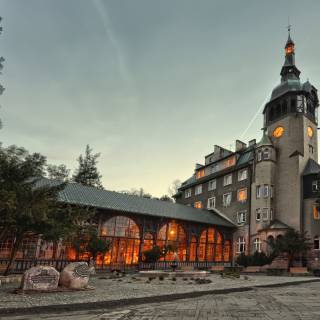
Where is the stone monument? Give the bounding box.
[21,265,60,291]
[59,262,94,289]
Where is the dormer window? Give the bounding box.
[196,169,205,179]
[262,148,270,160]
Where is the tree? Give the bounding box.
[47,164,70,181]
[159,195,173,202]
[86,229,110,261]
[72,145,103,189]
[168,179,181,198]
[0,145,92,274]
[0,17,5,129]
[121,188,152,198]
[267,229,311,271]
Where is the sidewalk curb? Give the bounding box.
[1,278,319,317]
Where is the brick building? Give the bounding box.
[175,32,320,260]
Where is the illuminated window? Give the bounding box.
[196,169,205,179]
[313,206,320,220]
[157,222,187,261]
[207,197,216,209]
[195,184,202,195]
[189,236,197,261]
[314,236,320,250]
[142,233,154,261]
[223,240,231,262]
[254,238,261,252]
[222,193,232,207]
[223,174,232,186]
[185,188,192,198]
[16,238,38,259]
[285,44,294,55]
[223,156,236,169]
[262,208,269,221]
[237,188,247,202]
[208,179,216,191]
[238,169,248,181]
[237,237,245,253]
[256,208,261,221]
[0,239,13,258]
[101,216,140,265]
[194,201,202,209]
[237,211,246,224]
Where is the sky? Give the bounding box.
[0,0,320,197]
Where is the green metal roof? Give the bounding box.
[37,178,235,228]
[303,159,320,176]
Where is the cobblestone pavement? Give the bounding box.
[4,281,320,320]
[0,274,317,309]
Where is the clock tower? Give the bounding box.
[262,30,319,232]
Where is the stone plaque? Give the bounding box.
[21,265,60,291]
[59,262,94,289]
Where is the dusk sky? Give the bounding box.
[0,0,319,197]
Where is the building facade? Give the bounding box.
[0,179,235,268]
[175,32,320,260]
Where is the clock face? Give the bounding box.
[307,126,314,137]
[273,126,284,138]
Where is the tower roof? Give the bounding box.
[257,131,273,147]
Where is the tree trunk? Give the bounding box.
[4,235,23,276]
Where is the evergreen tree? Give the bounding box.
[47,164,70,181]
[72,145,103,189]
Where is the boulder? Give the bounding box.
[21,265,59,291]
[59,262,94,289]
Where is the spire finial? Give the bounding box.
[287,17,292,36]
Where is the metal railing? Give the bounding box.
[0,259,231,275]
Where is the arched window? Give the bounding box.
[101,216,140,265]
[253,238,261,252]
[314,236,320,250]
[237,237,245,253]
[156,221,187,261]
[189,236,197,262]
[215,231,223,262]
[198,230,207,261]
[142,232,154,258]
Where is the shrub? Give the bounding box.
[236,251,273,267]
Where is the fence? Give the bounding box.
[0,259,231,275]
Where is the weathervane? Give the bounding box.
[287,17,292,36]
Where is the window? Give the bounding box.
[257,150,262,162]
[237,237,246,253]
[222,193,232,207]
[309,145,314,154]
[195,184,202,195]
[313,206,320,220]
[262,148,270,160]
[237,188,247,202]
[256,208,261,221]
[312,180,320,192]
[254,238,262,252]
[223,174,232,186]
[208,179,216,191]
[237,211,246,224]
[263,185,269,198]
[223,156,236,168]
[194,201,202,209]
[256,186,261,199]
[314,236,320,250]
[207,197,216,209]
[238,169,248,181]
[270,185,274,198]
[185,188,192,198]
[196,169,205,179]
[262,208,268,221]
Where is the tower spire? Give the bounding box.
[280,24,300,82]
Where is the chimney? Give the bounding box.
[235,140,247,152]
[249,139,256,147]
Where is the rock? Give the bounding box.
[21,265,59,291]
[59,262,94,289]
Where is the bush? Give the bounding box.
[236,252,273,267]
